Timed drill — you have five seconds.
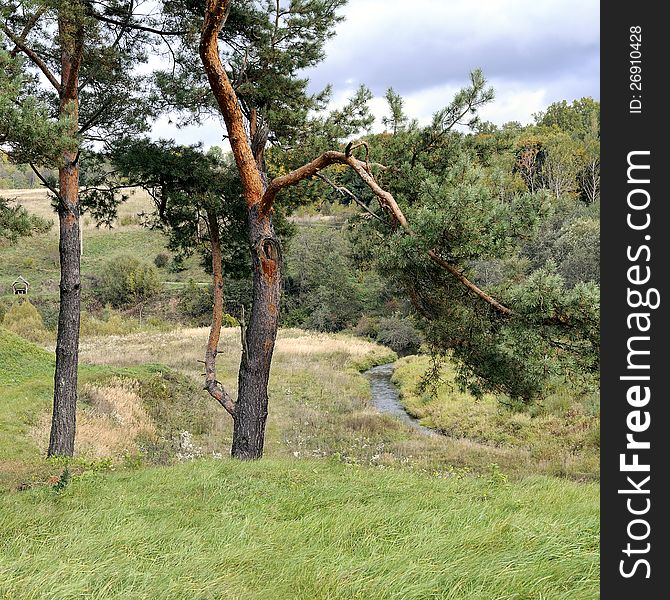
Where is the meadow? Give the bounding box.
[0,189,600,599]
[0,327,599,599]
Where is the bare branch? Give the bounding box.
[426,250,514,316]
[1,23,61,93]
[314,172,385,224]
[261,150,345,213]
[203,210,236,417]
[29,163,60,198]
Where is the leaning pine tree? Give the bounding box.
[1,1,160,456]
[147,0,597,459]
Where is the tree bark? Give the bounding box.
[204,211,236,416]
[47,13,83,458]
[232,205,282,459]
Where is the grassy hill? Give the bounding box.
[0,188,209,304]
[0,459,598,599]
[0,328,599,598]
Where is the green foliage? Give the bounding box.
[329,84,601,404]
[283,226,390,332]
[111,140,256,279]
[381,87,409,134]
[524,200,600,287]
[1,299,49,343]
[0,196,51,243]
[0,49,79,166]
[178,279,212,326]
[534,97,600,139]
[158,0,351,147]
[96,256,162,308]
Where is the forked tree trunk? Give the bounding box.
[232,205,282,459]
[47,15,83,458]
[199,0,512,460]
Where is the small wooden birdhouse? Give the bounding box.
[11,276,30,295]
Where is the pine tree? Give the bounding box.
[1,0,157,456]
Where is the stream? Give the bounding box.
[364,363,437,437]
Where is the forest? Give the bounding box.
[1,1,599,598]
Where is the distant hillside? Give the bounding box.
[0,327,54,387]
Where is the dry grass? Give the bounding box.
[30,379,156,459]
[77,327,588,479]
[4,187,154,229]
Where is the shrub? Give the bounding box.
[2,299,50,343]
[32,299,59,331]
[354,315,380,339]
[376,317,422,356]
[222,313,239,328]
[154,252,169,268]
[96,256,162,308]
[178,280,212,326]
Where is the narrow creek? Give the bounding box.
[364,363,438,437]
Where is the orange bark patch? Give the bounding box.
[261,258,277,280]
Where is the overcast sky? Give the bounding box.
[152,0,599,147]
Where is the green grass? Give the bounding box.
[0,329,600,598]
[0,458,599,600]
[392,356,600,481]
[0,188,209,304]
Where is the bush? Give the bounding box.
[2,299,50,343]
[178,280,212,326]
[154,252,170,269]
[31,299,59,331]
[96,256,162,308]
[79,310,171,337]
[354,315,380,339]
[222,313,239,328]
[376,317,422,356]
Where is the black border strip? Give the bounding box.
[601,4,669,596]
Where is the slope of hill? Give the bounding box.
[0,458,598,599]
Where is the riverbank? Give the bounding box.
[391,355,600,481]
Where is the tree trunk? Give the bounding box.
[48,152,81,457]
[47,14,83,458]
[232,204,282,459]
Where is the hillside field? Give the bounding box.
[0,188,599,599]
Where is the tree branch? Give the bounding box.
[261,150,344,213]
[200,0,264,208]
[313,172,385,224]
[88,11,188,36]
[261,146,514,317]
[426,250,514,316]
[8,5,48,58]
[1,23,61,93]
[29,163,60,199]
[203,210,236,417]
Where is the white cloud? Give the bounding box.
[148,0,599,145]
